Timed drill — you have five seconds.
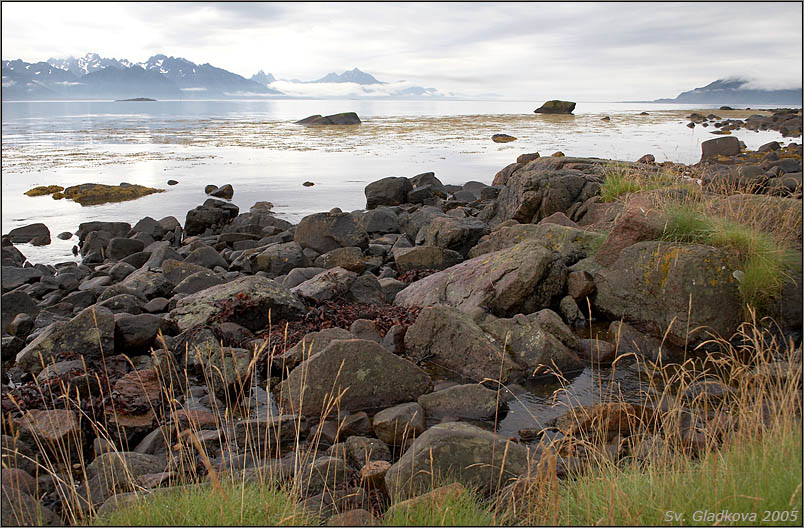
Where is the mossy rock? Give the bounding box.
[24,185,64,197]
[60,183,165,206]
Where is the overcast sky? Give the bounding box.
[2,1,801,100]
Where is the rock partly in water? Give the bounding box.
[534,100,576,114]
[296,112,361,125]
[60,183,164,206]
[491,134,517,143]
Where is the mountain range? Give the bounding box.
[652,78,802,104]
[1,52,444,100]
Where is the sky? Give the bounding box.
[2,1,802,100]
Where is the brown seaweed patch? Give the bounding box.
[61,183,165,206]
[24,185,64,197]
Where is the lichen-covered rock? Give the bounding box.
[594,241,743,346]
[384,422,530,499]
[393,246,463,273]
[372,402,426,446]
[414,216,489,257]
[467,223,604,260]
[395,240,565,318]
[277,339,433,416]
[171,276,304,332]
[16,305,115,375]
[252,242,308,276]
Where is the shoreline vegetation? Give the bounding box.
[1,108,802,526]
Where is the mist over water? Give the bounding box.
[1,99,792,265]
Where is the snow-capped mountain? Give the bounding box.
[312,68,384,85]
[47,53,133,77]
[250,70,276,85]
[2,59,81,99]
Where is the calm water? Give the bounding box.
[1,99,792,265]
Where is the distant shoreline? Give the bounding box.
[115,97,157,102]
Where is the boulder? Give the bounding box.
[277,339,433,417]
[8,223,50,244]
[171,276,305,332]
[594,241,743,346]
[120,268,173,300]
[107,238,145,261]
[184,199,239,236]
[492,134,517,143]
[76,221,131,242]
[701,136,740,160]
[1,266,42,292]
[297,112,361,126]
[594,206,664,267]
[315,247,365,273]
[295,211,369,254]
[16,305,115,375]
[183,246,228,269]
[384,422,530,498]
[534,100,576,114]
[467,223,604,260]
[372,402,426,446]
[274,327,354,371]
[129,216,165,240]
[253,242,307,276]
[481,310,582,376]
[114,313,167,353]
[487,160,602,226]
[209,184,234,200]
[351,208,400,234]
[393,246,463,273]
[291,267,357,304]
[414,216,489,257]
[403,305,522,383]
[417,384,502,420]
[172,269,225,295]
[365,177,413,209]
[395,240,565,318]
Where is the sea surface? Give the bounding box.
[2,99,793,265]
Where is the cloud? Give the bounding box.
[268,80,449,98]
[1,2,801,101]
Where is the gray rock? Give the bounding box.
[8,223,50,244]
[372,402,426,446]
[16,305,115,375]
[209,183,234,199]
[291,267,357,303]
[183,246,228,269]
[534,100,576,114]
[384,422,530,498]
[184,198,239,236]
[107,238,145,261]
[314,247,365,273]
[418,384,502,420]
[172,269,225,295]
[114,313,166,353]
[2,266,42,292]
[365,177,412,209]
[278,339,433,416]
[351,208,400,234]
[701,136,740,160]
[294,211,369,254]
[2,290,40,334]
[171,275,304,332]
[282,267,327,288]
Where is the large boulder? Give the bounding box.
[701,136,740,160]
[487,160,602,226]
[2,290,40,334]
[384,422,530,499]
[296,112,361,126]
[351,208,400,234]
[414,216,489,257]
[291,267,357,304]
[171,276,305,332]
[294,211,369,254]
[16,305,115,375]
[594,241,743,346]
[403,305,523,383]
[8,223,50,245]
[534,100,576,114]
[395,240,565,317]
[184,199,239,236]
[252,242,308,276]
[365,177,413,209]
[467,223,604,260]
[393,246,463,273]
[417,384,502,421]
[76,221,131,242]
[1,266,42,292]
[277,339,433,416]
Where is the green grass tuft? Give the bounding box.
[383,485,494,526]
[93,480,315,526]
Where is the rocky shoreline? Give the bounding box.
[1,134,802,524]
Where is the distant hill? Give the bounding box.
[250,70,276,85]
[2,52,282,100]
[653,78,802,105]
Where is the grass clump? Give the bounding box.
[550,424,802,526]
[659,203,801,312]
[94,480,316,526]
[24,184,64,196]
[600,165,684,203]
[384,483,494,526]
